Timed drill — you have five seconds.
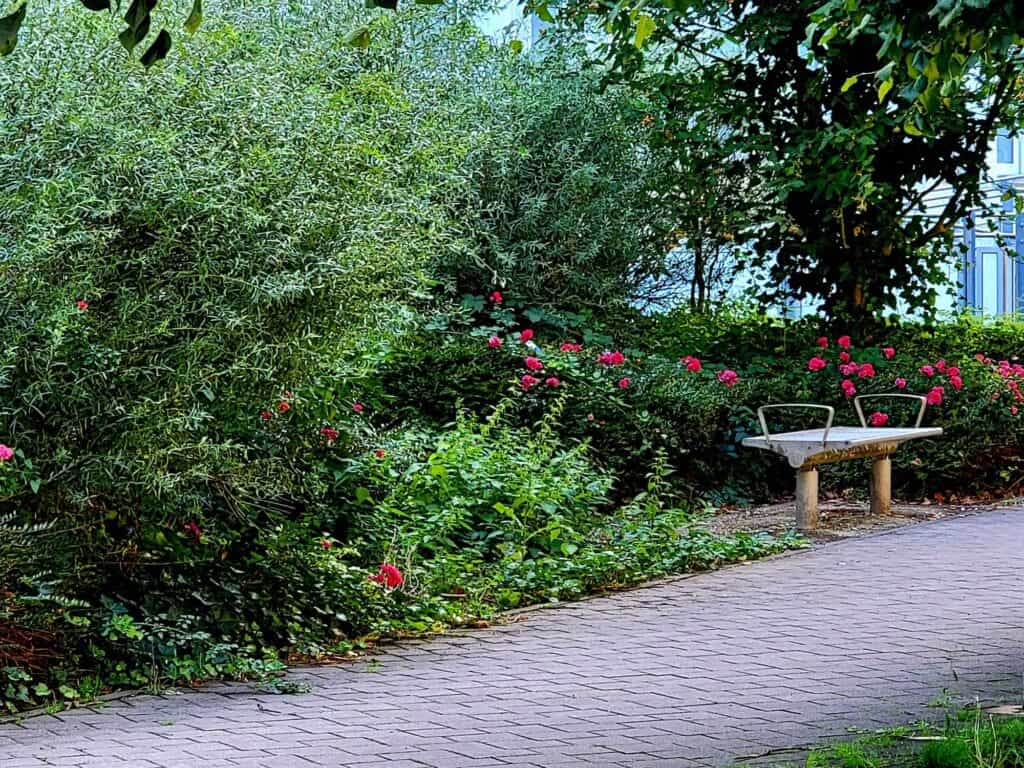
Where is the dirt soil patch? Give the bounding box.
[708,495,1024,541]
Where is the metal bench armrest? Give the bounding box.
[757,403,835,446]
[853,394,928,428]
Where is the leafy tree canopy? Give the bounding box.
[557,0,1024,320]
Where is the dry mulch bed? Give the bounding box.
[708,495,1024,542]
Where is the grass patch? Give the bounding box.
[748,707,1024,768]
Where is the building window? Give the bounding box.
[997,130,1014,164]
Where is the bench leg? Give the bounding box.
[795,467,819,531]
[871,455,892,516]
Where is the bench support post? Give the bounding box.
[795,466,819,531]
[871,455,892,516]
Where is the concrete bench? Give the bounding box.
[741,395,942,531]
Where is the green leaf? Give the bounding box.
[0,2,27,56]
[878,78,893,102]
[903,121,923,136]
[533,2,554,23]
[199,386,214,401]
[841,75,858,93]
[341,25,370,49]
[118,0,156,53]
[29,478,40,493]
[509,38,523,54]
[139,27,170,67]
[184,0,201,34]
[634,13,655,48]
[32,683,51,697]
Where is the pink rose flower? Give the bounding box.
[0,444,12,462]
[352,402,365,413]
[837,335,852,350]
[521,375,540,390]
[841,379,857,397]
[618,377,631,389]
[858,363,875,378]
[717,370,738,387]
[524,356,544,371]
[894,378,907,389]
[816,336,829,349]
[839,362,858,376]
[1013,406,1020,416]
[518,329,534,342]
[545,377,561,387]
[839,351,851,363]
[926,388,943,406]
[869,411,889,427]
[807,356,827,372]
[488,336,503,348]
[935,359,947,373]
[881,347,895,359]
[597,350,626,366]
[919,365,935,377]
[681,356,702,372]
[560,342,582,352]
[946,366,959,377]
[949,375,964,391]
[489,290,503,304]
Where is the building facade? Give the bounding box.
[949,130,1024,317]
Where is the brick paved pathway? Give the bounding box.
[2,510,1022,768]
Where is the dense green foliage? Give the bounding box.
[0,0,792,714]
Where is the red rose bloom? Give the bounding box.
[545,377,561,387]
[488,336,503,348]
[76,300,89,311]
[321,426,339,442]
[882,347,896,359]
[518,329,534,342]
[618,377,631,389]
[837,335,852,350]
[277,401,290,413]
[807,356,827,372]
[681,356,702,372]
[373,564,404,589]
[839,351,851,363]
[352,402,364,413]
[260,410,273,421]
[524,356,544,371]
[869,411,889,427]
[816,336,829,349]
[489,290,503,304]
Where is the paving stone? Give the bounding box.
[1,510,1021,767]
